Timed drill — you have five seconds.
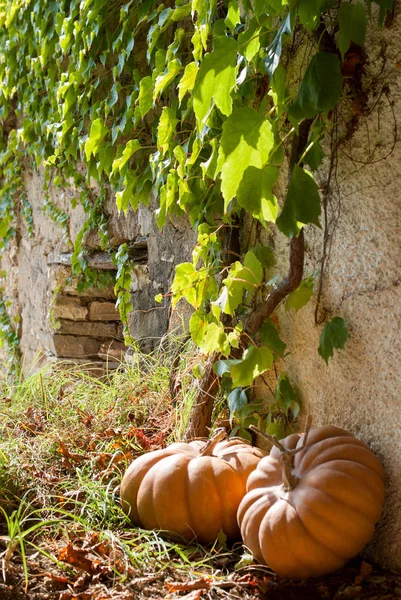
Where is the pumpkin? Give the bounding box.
[120,428,264,544]
[238,425,385,578]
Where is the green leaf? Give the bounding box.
[228,388,248,424]
[157,107,178,155]
[231,346,273,387]
[298,0,326,32]
[154,59,183,100]
[318,317,349,365]
[286,276,314,311]
[189,309,210,345]
[236,165,279,224]
[249,245,276,269]
[201,322,230,356]
[276,165,321,238]
[289,52,343,122]
[303,120,324,170]
[238,19,261,61]
[263,13,291,76]
[213,359,242,377]
[138,76,154,118]
[260,319,286,356]
[84,119,109,161]
[224,0,241,31]
[112,139,141,173]
[222,251,263,315]
[193,36,238,129]
[338,3,367,60]
[218,107,274,207]
[274,373,296,411]
[178,62,199,103]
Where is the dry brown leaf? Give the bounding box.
[166,577,210,593]
[58,542,97,573]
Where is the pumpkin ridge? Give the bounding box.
[297,439,383,475]
[304,472,383,521]
[293,485,374,559]
[287,495,356,562]
[283,499,344,571]
[306,461,385,497]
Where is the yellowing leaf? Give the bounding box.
[218,107,274,207]
[193,36,238,129]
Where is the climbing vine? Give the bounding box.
[0,0,393,431]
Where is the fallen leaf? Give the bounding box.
[166,577,211,592]
[58,542,97,573]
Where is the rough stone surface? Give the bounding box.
[48,335,101,358]
[272,19,401,572]
[56,320,121,338]
[52,297,88,321]
[89,301,120,321]
[99,340,127,361]
[128,203,196,351]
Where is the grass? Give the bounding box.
[0,343,397,599]
[0,343,260,599]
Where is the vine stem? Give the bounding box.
[249,416,312,491]
[199,427,227,456]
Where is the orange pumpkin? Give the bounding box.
[120,429,264,544]
[238,425,385,578]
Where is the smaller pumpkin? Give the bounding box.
[238,424,385,578]
[120,428,264,544]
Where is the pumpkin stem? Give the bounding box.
[249,416,312,491]
[199,427,227,456]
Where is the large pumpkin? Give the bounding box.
[238,425,385,578]
[120,429,265,544]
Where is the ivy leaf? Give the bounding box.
[231,346,273,388]
[274,373,295,412]
[260,318,286,356]
[112,139,141,174]
[201,322,230,356]
[338,3,367,60]
[263,13,291,77]
[236,165,279,224]
[154,59,183,100]
[193,36,238,129]
[157,107,178,155]
[238,19,260,62]
[318,317,349,365]
[116,171,136,214]
[276,165,321,238]
[249,245,276,269]
[84,119,109,161]
[298,0,326,32]
[303,120,324,170]
[213,359,242,377]
[218,107,274,207]
[289,52,343,122]
[178,62,199,103]
[286,276,314,311]
[189,309,210,345]
[228,388,248,425]
[138,76,154,118]
[222,251,263,315]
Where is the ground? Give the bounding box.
[0,353,399,600]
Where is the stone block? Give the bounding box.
[48,335,101,358]
[56,320,119,338]
[99,340,127,361]
[52,297,88,320]
[89,301,120,321]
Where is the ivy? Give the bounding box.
[0,0,392,423]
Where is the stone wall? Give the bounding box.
[0,167,194,375]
